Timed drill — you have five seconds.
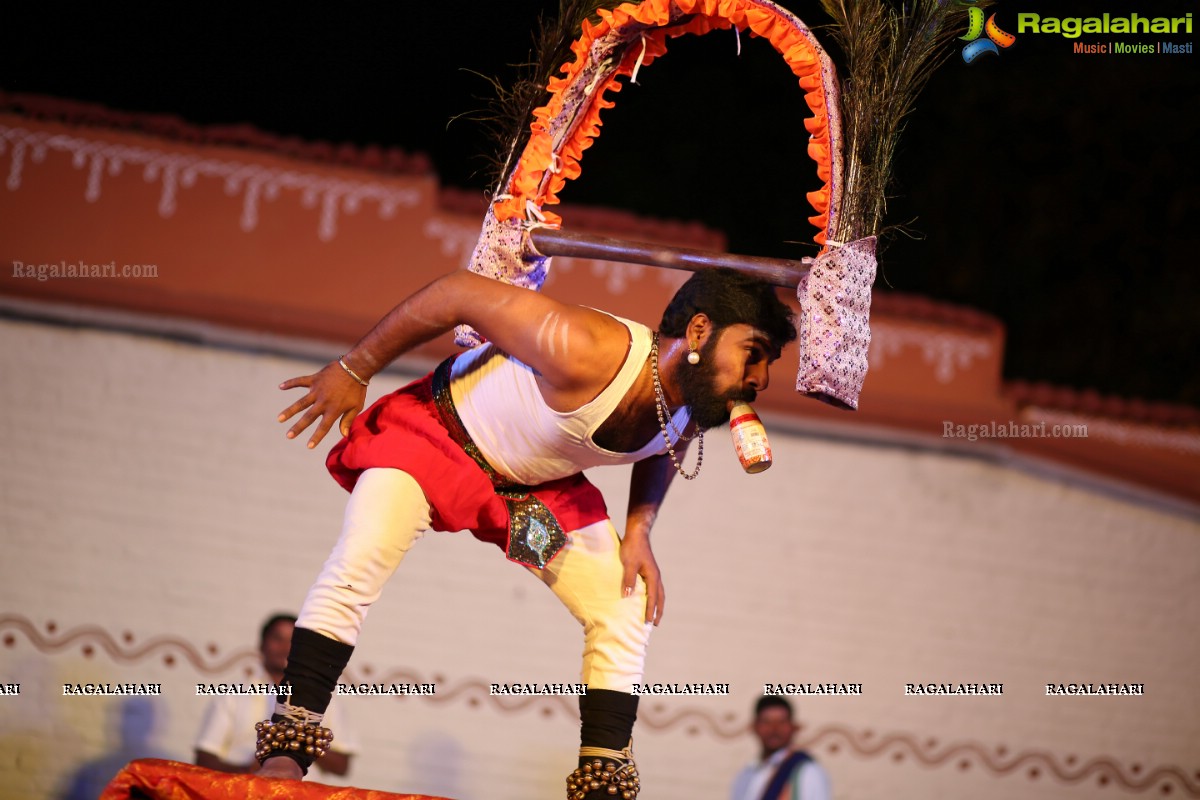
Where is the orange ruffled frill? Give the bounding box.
[100,758,453,800]
[493,0,838,248]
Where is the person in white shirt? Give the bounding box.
[194,614,358,781]
[730,696,831,800]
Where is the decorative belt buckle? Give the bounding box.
[502,492,567,568]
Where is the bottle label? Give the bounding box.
[730,404,772,474]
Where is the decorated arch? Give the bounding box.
[459,0,971,410]
[493,0,843,250]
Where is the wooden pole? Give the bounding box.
[529,228,809,289]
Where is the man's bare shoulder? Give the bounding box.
[449,273,637,400]
[526,305,634,399]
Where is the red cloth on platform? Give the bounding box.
[100,759,453,800]
[325,369,608,559]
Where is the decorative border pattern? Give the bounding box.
[0,613,257,675]
[0,91,429,175]
[869,321,995,383]
[422,217,482,262]
[3,615,1196,795]
[0,124,421,241]
[551,257,689,295]
[1026,407,1200,456]
[795,725,1200,795]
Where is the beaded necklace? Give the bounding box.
[650,332,703,480]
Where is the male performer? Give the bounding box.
[730,696,830,800]
[264,267,795,797]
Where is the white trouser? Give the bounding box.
[297,467,654,691]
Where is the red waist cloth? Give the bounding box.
[101,758,453,799]
[325,369,608,561]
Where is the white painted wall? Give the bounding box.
[1,311,1197,800]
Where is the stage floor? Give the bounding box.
[101,759,454,800]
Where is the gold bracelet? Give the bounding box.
[338,356,369,387]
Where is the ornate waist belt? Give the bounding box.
[431,357,568,568]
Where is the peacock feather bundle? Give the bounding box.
[819,0,985,244]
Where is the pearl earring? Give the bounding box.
[687,345,701,365]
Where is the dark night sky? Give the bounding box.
[3,1,1197,404]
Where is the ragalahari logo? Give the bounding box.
[959,1,1017,63]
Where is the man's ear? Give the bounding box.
[686,313,712,347]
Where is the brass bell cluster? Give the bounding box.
[566,757,641,799]
[254,719,333,763]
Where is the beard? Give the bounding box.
[675,337,757,430]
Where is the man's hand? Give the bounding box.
[254,756,304,780]
[278,361,368,449]
[620,533,665,626]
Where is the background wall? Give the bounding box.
[2,96,1197,800]
[3,110,1195,504]
[1,313,1196,800]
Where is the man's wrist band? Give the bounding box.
[338,356,369,386]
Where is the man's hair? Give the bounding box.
[755,695,794,720]
[659,268,797,353]
[260,613,297,646]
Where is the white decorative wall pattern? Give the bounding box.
[1028,408,1200,456]
[869,320,995,383]
[553,255,690,294]
[423,217,482,260]
[0,124,421,241]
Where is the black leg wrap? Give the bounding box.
[568,689,640,799]
[262,627,354,774]
[277,627,354,713]
[579,688,638,751]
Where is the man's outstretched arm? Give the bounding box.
[278,270,628,448]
